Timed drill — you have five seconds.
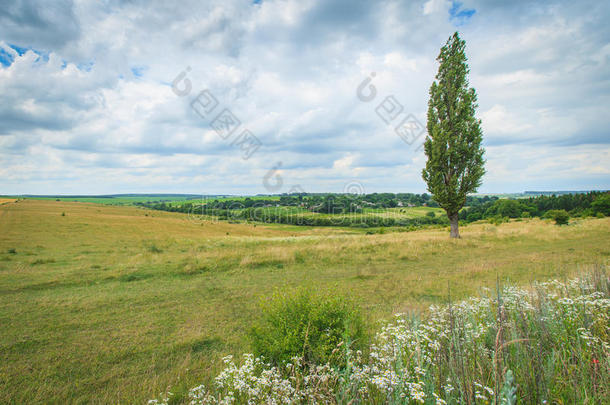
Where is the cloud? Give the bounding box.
[0,0,80,50]
[0,0,609,194]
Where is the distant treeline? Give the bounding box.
[460,191,609,222]
[136,191,609,227]
[136,192,439,211]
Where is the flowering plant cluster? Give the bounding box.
[150,271,609,404]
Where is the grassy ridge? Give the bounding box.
[0,199,608,403]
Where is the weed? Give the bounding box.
[148,244,163,253]
[31,258,55,265]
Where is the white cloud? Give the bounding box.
[0,0,608,194]
[423,0,450,16]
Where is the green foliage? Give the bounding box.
[466,210,482,222]
[488,199,522,218]
[61,212,65,216]
[422,32,485,228]
[426,211,436,218]
[591,194,610,216]
[461,191,607,224]
[545,209,569,225]
[249,288,366,366]
[500,370,518,405]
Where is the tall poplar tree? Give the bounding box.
[422,32,485,238]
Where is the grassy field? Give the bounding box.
[0,199,608,403]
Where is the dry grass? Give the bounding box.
[0,200,608,403]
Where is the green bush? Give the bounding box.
[546,209,569,225]
[489,215,509,225]
[425,211,435,218]
[249,288,367,367]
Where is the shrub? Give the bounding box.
[546,209,569,225]
[489,215,509,225]
[425,211,436,218]
[249,288,366,367]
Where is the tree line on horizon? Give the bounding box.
[136,191,609,228]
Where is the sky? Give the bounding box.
[0,0,609,195]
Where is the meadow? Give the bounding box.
[0,199,608,403]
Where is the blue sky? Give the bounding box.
[0,0,609,195]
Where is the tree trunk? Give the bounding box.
[449,212,460,238]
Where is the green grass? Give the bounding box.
[0,199,608,403]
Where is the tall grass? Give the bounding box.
[150,269,609,404]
